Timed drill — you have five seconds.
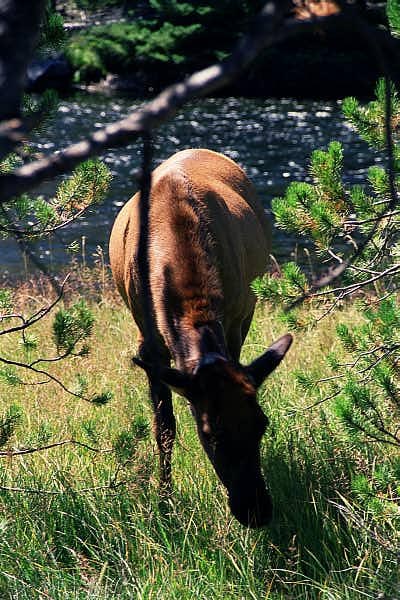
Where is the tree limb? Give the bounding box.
[0,0,47,159]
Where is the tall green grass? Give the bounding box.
[0,282,398,599]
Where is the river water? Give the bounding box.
[1,93,379,279]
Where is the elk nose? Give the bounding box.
[228,485,272,528]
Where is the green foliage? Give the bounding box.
[294,369,315,392]
[0,290,13,314]
[387,0,400,37]
[73,373,89,397]
[310,140,345,203]
[37,1,66,55]
[0,159,111,239]
[23,89,59,132]
[113,415,150,462]
[135,22,201,64]
[0,404,22,447]
[252,262,308,304]
[343,79,400,152]
[0,366,23,386]
[65,1,263,83]
[30,421,54,445]
[272,142,349,252]
[53,300,95,354]
[19,334,38,352]
[147,0,261,38]
[66,40,104,82]
[254,263,313,329]
[56,159,111,213]
[336,323,357,352]
[258,80,400,329]
[317,298,400,448]
[0,153,23,175]
[335,379,387,442]
[66,21,201,82]
[252,263,310,329]
[351,466,400,528]
[81,418,99,443]
[149,0,212,18]
[74,0,122,9]
[91,390,113,405]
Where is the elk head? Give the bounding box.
[135,333,292,527]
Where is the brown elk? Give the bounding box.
[109,148,292,527]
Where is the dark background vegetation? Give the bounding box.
[37,1,394,98]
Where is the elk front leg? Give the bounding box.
[137,339,176,491]
[149,379,176,491]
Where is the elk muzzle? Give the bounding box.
[227,472,272,528]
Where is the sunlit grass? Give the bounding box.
[0,278,397,599]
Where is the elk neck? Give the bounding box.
[162,295,228,374]
[152,176,228,373]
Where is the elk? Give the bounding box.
[109,148,292,527]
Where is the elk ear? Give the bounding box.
[245,334,293,388]
[132,356,152,376]
[159,366,192,394]
[132,357,192,395]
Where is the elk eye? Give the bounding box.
[200,412,213,436]
[202,422,211,436]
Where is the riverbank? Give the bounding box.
[32,1,397,100]
[80,30,390,100]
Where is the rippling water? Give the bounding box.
[1,93,380,278]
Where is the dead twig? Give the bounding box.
[0,438,113,457]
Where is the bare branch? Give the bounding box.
[286,388,341,415]
[0,275,69,336]
[0,439,113,457]
[0,355,93,403]
[0,481,127,495]
[310,264,400,299]
[343,210,400,226]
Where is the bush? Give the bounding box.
[65,1,263,83]
[67,21,204,82]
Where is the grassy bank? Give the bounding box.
[0,275,398,599]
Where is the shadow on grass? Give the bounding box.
[252,425,396,598]
[264,447,350,567]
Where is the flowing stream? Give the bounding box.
[0,93,380,280]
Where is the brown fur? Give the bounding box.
[110,148,270,366]
[109,149,285,527]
